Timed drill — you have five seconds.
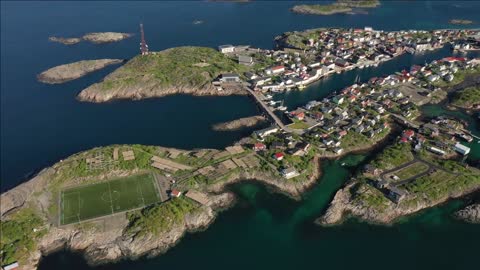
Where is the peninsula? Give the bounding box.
[291,0,380,16]
[212,115,266,131]
[49,32,132,45]
[37,59,124,84]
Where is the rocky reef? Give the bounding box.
[37,59,124,84]
[454,203,480,223]
[212,115,266,131]
[48,37,82,45]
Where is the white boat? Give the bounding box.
[277,106,287,111]
[264,94,273,100]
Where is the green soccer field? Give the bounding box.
[60,173,160,225]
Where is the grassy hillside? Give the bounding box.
[100,46,247,91]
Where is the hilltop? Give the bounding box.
[78,46,249,102]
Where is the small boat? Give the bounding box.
[341,162,346,166]
[297,85,306,90]
[277,106,287,111]
[264,94,273,100]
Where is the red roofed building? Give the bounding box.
[273,152,285,161]
[442,57,466,63]
[253,143,266,151]
[170,189,182,198]
[403,129,415,139]
[271,65,286,74]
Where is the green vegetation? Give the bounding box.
[99,46,248,90]
[392,162,429,181]
[340,131,369,148]
[402,169,480,201]
[289,119,309,130]
[61,173,160,225]
[370,143,414,170]
[126,198,198,236]
[1,208,46,265]
[452,86,480,109]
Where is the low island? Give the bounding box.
[449,19,474,25]
[49,32,132,45]
[212,115,266,131]
[291,0,380,16]
[37,59,124,84]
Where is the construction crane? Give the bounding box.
[140,23,149,55]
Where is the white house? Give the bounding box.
[218,45,235,53]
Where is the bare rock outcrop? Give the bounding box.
[455,204,480,223]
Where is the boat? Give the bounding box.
[277,106,287,111]
[264,94,273,100]
[297,84,306,90]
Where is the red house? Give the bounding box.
[253,143,266,151]
[273,152,285,161]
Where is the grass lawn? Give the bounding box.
[392,162,429,181]
[61,173,160,225]
[288,119,309,130]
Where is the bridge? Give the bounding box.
[245,87,290,132]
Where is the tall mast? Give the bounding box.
[140,23,149,55]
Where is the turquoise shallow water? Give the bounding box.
[2,1,480,269]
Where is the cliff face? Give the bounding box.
[37,59,124,84]
[454,203,480,223]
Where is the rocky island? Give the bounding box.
[37,59,124,84]
[449,19,474,25]
[48,37,82,45]
[291,0,380,16]
[49,32,132,45]
[77,46,250,102]
[81,32,133,44]
[212,115,266,131]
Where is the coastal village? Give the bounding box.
[2,26,480,270]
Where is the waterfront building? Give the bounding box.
[218,44,235,53]
[454,143,471,155]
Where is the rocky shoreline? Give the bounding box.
[1,144,322,270]
[77,83,248,103]
[317,182,480,225]
[37,59,124,84]
[212,115,266,131]
[454,203,480,223]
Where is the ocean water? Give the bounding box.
[1,1,480,269]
